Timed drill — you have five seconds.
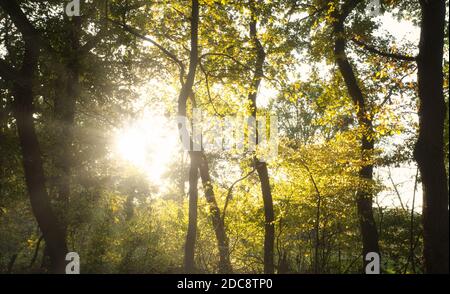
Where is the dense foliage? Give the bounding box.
[0,0,448,274]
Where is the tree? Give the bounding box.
[330,0,380,269]
[348,0,449,273]
[247,1,275,274]
[414,0,448,273]
[175,0,232,273]
[0,0,445,275]
[0,0,67,273]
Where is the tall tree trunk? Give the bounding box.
[0,0,68,274]
[415,0,449,274]
[12,52,68,274]
[256,162,275,274]
[178,0,232,273]
[248,9,275,274]
[197,153,232,273]
[184,157,199,273]
[332,1,380,270]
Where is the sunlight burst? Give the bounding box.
[113,110,180,183]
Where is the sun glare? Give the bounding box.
[113,110,180,183]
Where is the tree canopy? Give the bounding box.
[0,0,448,274]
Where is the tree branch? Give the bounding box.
[222,168,256,222]
[80,28,108,57]
[351,37,417,62]
[0,0,39,43]
[107,17,186,83]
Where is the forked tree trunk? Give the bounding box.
[197,153,232,273]
[179,0,232,273]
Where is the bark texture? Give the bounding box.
[415,0,449,274]
[332,0,380,270]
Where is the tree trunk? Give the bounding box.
[248,8,275,274]
[12,51,68,274]
[197,153,232,273]
[0,0,68,274]
[256,161,275,274]
[332,3,380,270]
[415,0,449,274]
[184,156,199,273]
[178,0,232,273]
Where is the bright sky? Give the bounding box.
[112,80,181,191]
[113,110,180,184]
[375,12,422,210]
